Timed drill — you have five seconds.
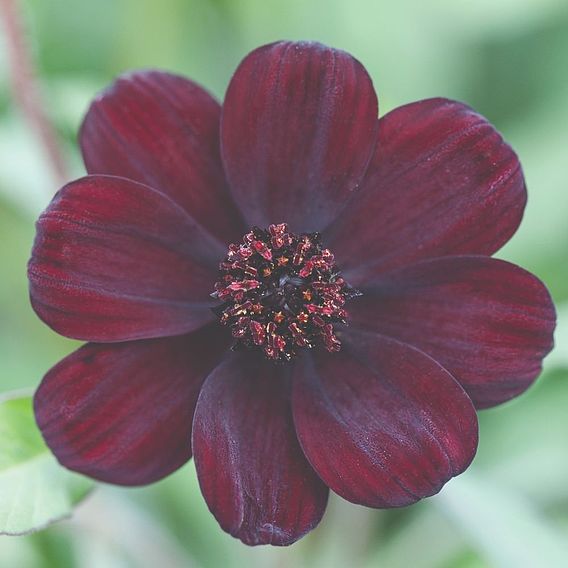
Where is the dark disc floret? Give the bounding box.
[211,223,361,361]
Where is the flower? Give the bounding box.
[28,41,555,546]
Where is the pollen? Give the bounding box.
[297,312,309,324]
[211,223,361,361]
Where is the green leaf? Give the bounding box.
[0,391,93,535]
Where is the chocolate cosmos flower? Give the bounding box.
[29,41,555,546]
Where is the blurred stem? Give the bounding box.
[0,0,68,185]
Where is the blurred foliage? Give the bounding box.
[0,394,93,536]
[0,0,567,566]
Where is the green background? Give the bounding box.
[1,0,568,566]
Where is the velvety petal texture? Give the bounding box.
[34,326,228,486]
[26,40,556,548]
[80,70,244,243]
[221,41,379,232]
[349,256,556,408]
[192,353,328,546]
[28,175,223,342]
[293,332,478,508]
[324,98,527,284]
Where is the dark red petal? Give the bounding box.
[34,326,228,486]
[80,70,244,243]
[28,175,223,342]
[349,256,556,408]
[221,41,378,232]
[192,353,328,546]
[323,98,526,284]
[293,333,478,508]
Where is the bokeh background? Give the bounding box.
[1,0,568,566]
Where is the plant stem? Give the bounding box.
[0,0,68,185]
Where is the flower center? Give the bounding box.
[211,223,361,361]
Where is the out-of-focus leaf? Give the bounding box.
[0,392,93,535]
[473,366,568,498]
[0,113,55,216]
[0,198,76,393]
[471,365,568,508]
[364,504,470,568]
[435,473,568,568]
[68,490,195,568]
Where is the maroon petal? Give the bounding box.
[323,98,526,284]
[28,175,223,342]
[349,256,556,408]
[192,353,328,546]
[80,70,244,243]
[34,326,228,486]
[221,41,378,232]
[293,333,478,508]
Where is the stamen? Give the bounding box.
[211,223,361,361]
